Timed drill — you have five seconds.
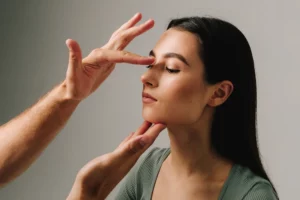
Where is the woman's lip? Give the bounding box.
[142,97,157,103]
[142,92,157,104]
[142,92,157,101]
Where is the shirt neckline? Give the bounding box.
[148,148,238,200]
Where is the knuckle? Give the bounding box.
[91,48,99,55]
[92,48,104,57]
[127,142,140,155]
[97,154,113,168]
[118,32,126,39]
[119,32,130,43]
[98,50,105,58]
[132,27,140,35]
[123,51,129,56]
[111,31,118,38]
[69,52,78,61]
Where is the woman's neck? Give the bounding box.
[166,111,232,181]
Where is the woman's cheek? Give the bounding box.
[168,79,196,102]
[162,77,185,98]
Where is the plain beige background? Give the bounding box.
[0,0,299,199]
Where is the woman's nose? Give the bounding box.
[140,70,157,87]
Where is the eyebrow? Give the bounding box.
[149,50,190,66]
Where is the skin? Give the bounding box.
[67,121,165,200]
[0,13,166,200]
[141,28,235,199]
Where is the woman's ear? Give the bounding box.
[208,81,234,107]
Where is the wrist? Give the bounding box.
[67,179,95,200]
[51,81,82,107]
[67,189,85,200]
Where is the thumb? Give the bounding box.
[66,39,82,69]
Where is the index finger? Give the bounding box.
[133,121,152,137]
[108,50,155,65]
[121,123,166,156]
[87,49,156,65]
[140,123,166,147]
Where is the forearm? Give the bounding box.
[0,82,80,186]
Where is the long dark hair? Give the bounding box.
[167,17,277,195]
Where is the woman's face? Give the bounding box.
[141,28,215,125]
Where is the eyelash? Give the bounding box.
[146,65,180,73]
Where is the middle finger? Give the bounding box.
[115,13,142,34]
[133,121,152,137]
[107,19,155,51]
[122,19,155,42]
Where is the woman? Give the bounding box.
[116,17,278,200]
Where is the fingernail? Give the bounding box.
[154,122,165,126]
[135,12,141,17]
[157,123,166,129]
[151,57,156,65]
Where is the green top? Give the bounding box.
[115,147,278,200]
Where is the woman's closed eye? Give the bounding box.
[146,65,180,74]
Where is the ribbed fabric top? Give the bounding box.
[115,147,278,200]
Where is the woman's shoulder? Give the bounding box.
[140,147,170,164]
[242,181,278,200]
[221,164,278,200]
[135,147,170,177]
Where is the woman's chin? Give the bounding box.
[142,111,164,124]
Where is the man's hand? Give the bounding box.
[67,121,166,200]
[0,13,155,187]
[63,13,155,101]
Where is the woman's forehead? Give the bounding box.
[152,29,201,63]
